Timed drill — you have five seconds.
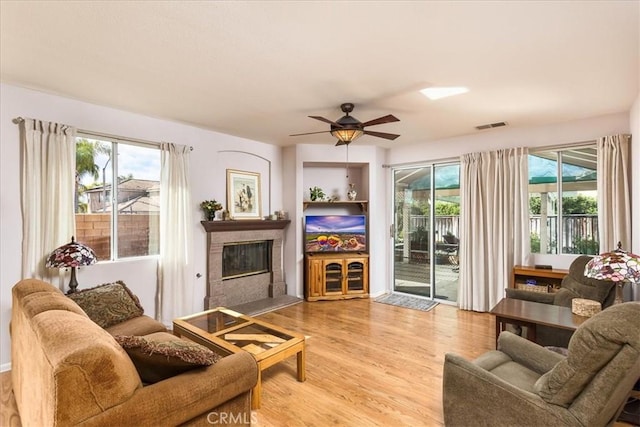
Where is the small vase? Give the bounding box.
[347,184,357,201]
[206,212,216,221]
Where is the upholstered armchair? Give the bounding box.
[506,256,616,307]
[443,302,640,427]
[505,255,617,346]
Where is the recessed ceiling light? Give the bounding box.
[420,86,469,100]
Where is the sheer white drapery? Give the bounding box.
[157,143,193,326]
[597,134,631,251]
[458,147,530,312]
[20,118,76,283]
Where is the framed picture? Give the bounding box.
[226,169,262,219]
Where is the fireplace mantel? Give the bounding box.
[201,219,291,232]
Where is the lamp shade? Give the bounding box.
[584,242,640,304]
[584,242,640,283]
[331,128,363,143]
[330,113,364,143]
[46,236,98,268]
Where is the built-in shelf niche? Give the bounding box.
[303,161,369,203]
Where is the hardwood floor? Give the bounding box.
[251,299,494,427]
[1,299,634,426]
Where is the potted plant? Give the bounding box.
[200,199,223,221]
[309,186,325,202]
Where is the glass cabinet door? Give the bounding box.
[324,262,343,293]
[346,261,365,292]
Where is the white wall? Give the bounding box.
[281,145,299,302]
[631,92,640,254]
[388,112,631,270]
[0,84,283,368]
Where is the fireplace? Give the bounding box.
[202,220,290,310]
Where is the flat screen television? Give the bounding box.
[304,215,367,253]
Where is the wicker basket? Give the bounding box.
[516,282,548,293]
[571,298,601,317]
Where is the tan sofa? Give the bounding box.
[11,278,258,426]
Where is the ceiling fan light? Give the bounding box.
[420,86,469,100]
[331,128,363,142]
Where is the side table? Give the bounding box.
[490,298,587,348]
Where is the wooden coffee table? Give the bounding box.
[490,298,588,348]
[173,307,305,409]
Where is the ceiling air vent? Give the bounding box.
[475,121,508,130]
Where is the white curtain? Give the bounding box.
[458,147,530,312]
[157,143,193,326]
[20,118,76,282]
[597,134,631,251]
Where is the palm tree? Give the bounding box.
[75,139,111,212]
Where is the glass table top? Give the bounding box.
[176,307,299,355]
[179,307,249,333]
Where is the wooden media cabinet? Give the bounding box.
[305,253,369,301]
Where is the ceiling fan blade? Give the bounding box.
[290,130,331,137]
[363,130,401,140]
[309,115,341,126]
[361,114,400,127]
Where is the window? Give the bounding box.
[75,135,161,261]
[528,145,598,255]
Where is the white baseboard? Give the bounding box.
[0,362,11,373]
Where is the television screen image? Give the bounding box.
[305,215,367,253]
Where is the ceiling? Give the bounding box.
[1,1,638,148]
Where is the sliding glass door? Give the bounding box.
[392,163,460,303]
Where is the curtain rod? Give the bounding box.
[12,116,193,151]
[384,139,600,169]
[529,139,597,152]
[383,156,459,169]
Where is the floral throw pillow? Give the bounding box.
[116,332,221,384]
[68,281,144,328]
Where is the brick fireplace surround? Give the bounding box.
[201,220,300,314]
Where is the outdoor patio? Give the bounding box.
[394,260,459,302]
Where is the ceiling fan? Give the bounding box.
[290,103,400,146]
